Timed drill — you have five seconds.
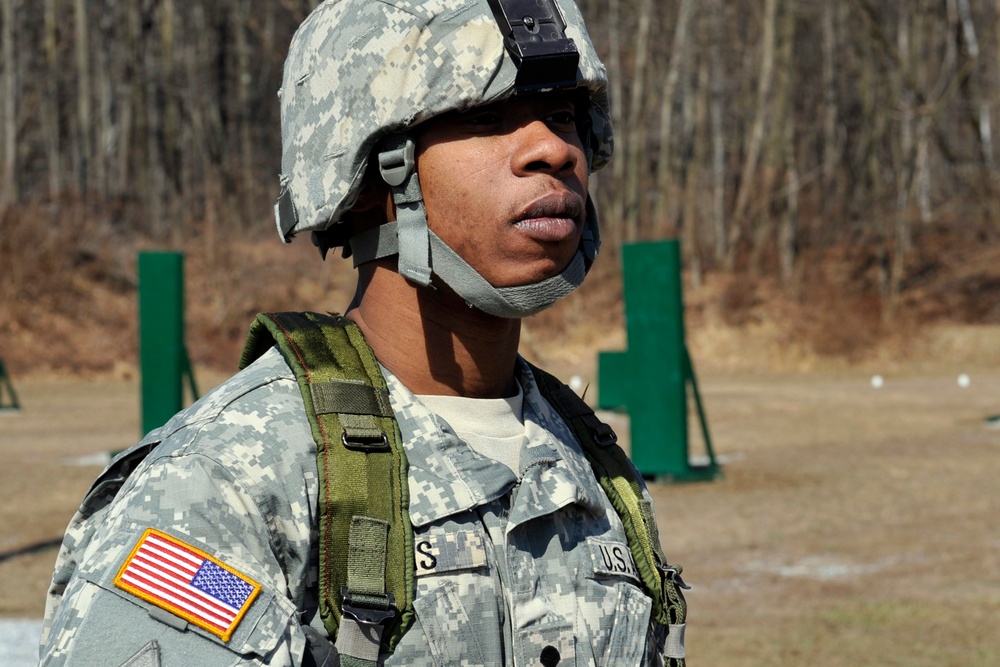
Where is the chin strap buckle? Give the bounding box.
[377,134,432,287]
[378,137,416,187]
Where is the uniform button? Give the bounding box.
[540,645,561,666]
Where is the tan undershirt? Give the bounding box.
[417,382,525,475]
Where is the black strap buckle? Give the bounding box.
[661,565,691,591]
[341,431,390,452]
[340,588,398,626]
[593,424,618,447]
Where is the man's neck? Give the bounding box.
[347,262,521,398]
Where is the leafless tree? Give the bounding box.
[1,0,18,210]
[0,0,997,302]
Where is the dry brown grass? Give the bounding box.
[652,367,1000,666]
[4,201,1000,663]
[0,204,358,376]
[4,198,1000,380]
[3,355,998,665]
[4,202,1000,663]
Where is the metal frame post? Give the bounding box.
[138,252,194,435]
[0,359,20,411]
[598,240,720,482]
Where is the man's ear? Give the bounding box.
[347,177,396,229]
[349,180,378,211]
[350,173,396,221]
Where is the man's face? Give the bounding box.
[414,94,589,288]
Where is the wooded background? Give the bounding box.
[2,0,999,316]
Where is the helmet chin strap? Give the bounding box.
[376,135,433,287]
[364,132,597,319]
[352,222,587,318]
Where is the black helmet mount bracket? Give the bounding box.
[487,0,580,93]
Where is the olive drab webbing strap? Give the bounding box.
[239,312,414,664]
[527,362,689,666]
[240,312,686,663]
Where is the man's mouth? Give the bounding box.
[512,192,584,242]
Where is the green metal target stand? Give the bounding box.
[598,240,720,483]
[0,359,20,412]
[138,252,199,436]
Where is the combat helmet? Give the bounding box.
[276,0,614,318]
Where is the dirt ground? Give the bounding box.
[2,352,998,665]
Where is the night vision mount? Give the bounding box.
[487,0,580,93]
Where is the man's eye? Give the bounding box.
[548,110,576,125]
[466,112,502,126]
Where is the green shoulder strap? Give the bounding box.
[239,311,683,663]
[239,312,414,663]
[528,362,689,666]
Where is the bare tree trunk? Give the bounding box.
[653,0,694,235]
[976,86,994,172]
[189,1,223,261]
[870,150,889,310]
[235,0,255,226]
[42,0,62,198]
[0,0,17,210]
[95,4,115,200]
[915,113,932,224]
[259,1,277,84]
[726,0,777,270]
[205,1,229,232]
[750,0,793,279]
[143,1,167,236]
[915,2,933,225]
[185,3,204,222]
[117,0,144,201]
[995,0,1000,173]
[683,52,710,289]
[952,0,992,175]
[854,20,893,317]
[779,112,799,285]
[605,0,624,243]
[821,2,839,203]
[73,0,92,196]
[103,9,131,201]
[896,4,915,253]
[954,0,995,230]
[162,0,180,240]
[944,0,959,80]
[707,0,726,264]
[623,0,652,241]
[776,0,797,284]
[114,88,133,199]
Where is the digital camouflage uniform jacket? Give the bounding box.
[40,347,668,666]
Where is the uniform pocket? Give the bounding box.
[517,621,577,667]
[579,536,653,664]
[412,580,489,666]
[602,582,653,667]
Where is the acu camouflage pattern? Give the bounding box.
[41,348,675,665]
[40,349,317,666]
[390,361,671,665]
[276,0,613,242]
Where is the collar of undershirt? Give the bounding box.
[416,381,524,439]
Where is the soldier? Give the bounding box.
[39,1,686,665]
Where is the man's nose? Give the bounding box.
[510,120,580,178]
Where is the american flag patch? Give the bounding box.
[114,528,261,642]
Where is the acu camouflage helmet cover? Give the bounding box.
[275,0,614,247]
